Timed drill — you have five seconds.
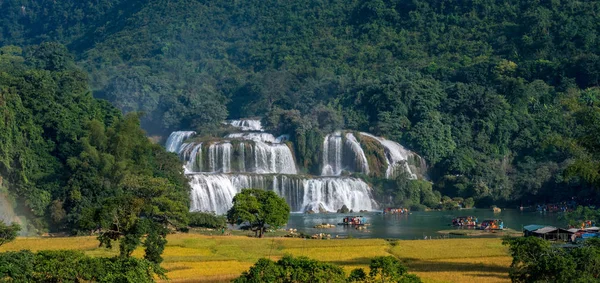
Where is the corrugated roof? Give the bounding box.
[534,227,558,234]
[524,224,546,232]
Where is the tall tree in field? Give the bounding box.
[0,222,20,247]
[227,189,290,238]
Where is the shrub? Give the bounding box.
[188,211,227,229]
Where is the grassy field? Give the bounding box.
[0,234,512,283]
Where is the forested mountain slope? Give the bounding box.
[0,44,189,233]
[1,0,599,206]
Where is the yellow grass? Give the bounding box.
[389,238,511,283]
[0,235,512,283]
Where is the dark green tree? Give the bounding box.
[227,189,290,238]
[0,222,20,247]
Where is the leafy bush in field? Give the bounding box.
[0,222,20,247]
[503,237,600,283]
[235,255,422,283]
[188,212,227,229]
[0,250,162,282]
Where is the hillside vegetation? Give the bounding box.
[0,44,189,233]
[1,0,599,207]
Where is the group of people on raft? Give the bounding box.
[452,216,478,227]
[340,216,367,225]
[383,207,409,214]
[451,216,504,230]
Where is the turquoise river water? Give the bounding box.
[285,209,565,239]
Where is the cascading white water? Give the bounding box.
[189,174,374,214]
[298,177,373,213]
[165,121,397,217]
[228,119,263,131]
[321,132,343,176]
[165,131,196,153]
[182,143,202,173]
[226,132,277,143]
[253,141,297,174]
[189,174,241,214]
[178,141,297,174]
[345,133,370,175]
[208,143,233,173]
[321,132,370,176]
[360,132,418,179]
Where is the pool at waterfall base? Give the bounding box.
[284,209,565,239]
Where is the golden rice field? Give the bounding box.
[0,234,512,283]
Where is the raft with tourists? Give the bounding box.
[338,216,369,226]
[451,216,478,227]
[479,219,504,230]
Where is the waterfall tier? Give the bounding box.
[225,132,289,143]
[179,141,297,174]
[321,132,370,176]
[359,132,425,179]
[227,119,263,131]
[165,131,196,153]
[189,174,375,214]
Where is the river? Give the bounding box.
[285,209,565,239]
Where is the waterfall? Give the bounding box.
[165,131,196,153]
[189,174,374,214]
[226,132,277,143]
[178,141,296,174]
[253,141,297,174]
[344,133,370,175]
[208,143,233,173]
[321,132,370,176]
[298,177,374,213]
[182,143,202,173]
[321,132,343,176]
[360,132,418,179]
[165,121,393,217]
[238,142,246,172]
[228,119,263,131]
[189,174,242,214]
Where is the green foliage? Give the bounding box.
[0,250,162,282]
[227,189,290,238]
[0,222,20,247]
[236,255,422,283]
[0,43,189,258]
[348,268,367,282]
[503,237,600,283]
[234,255,347,283]
[97,174,188,262]
[368,256,409,282]
[188,212,227,229]
[1,0,600,206]
[562,206,600,227]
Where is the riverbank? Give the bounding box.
[437,228,522,237]
[0,234,511,283]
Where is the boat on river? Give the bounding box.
[338,216,368,226]
[479,219,504,230]
[452,216,478,227]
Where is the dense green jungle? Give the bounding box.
[1,0,599,233]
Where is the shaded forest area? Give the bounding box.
[1,0,599,208]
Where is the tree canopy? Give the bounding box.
[227,189,290,238]
[503,237,600,283]
[0,222,20,247]
[0,44,189,236]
